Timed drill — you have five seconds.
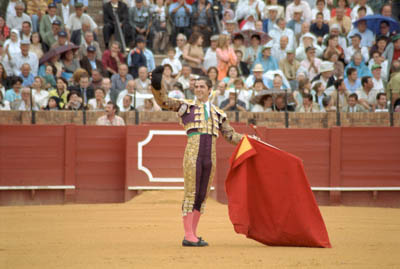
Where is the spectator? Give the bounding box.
[344,67,362,93]
[103,0,131,49]
[212,81,228,107]
[31,76,49,109]
[4,76,23,103]
[174,33,187,60]
[7,40,38,77]
[350,0,373,22]
[161,64,176,92]
[286,0,312,23]
[345,52,372,79]
[25,0,47,33]
[342,93,368,112]
[244,34,262,68]
[312,81,327,109]
[374,92,388,112]
[7,1,32,32]
[329,6,351,36]
[330,78,349,110]
[161,47,182,76]
[78,31,102,60]
[69,73,94,106]
[102,41,125,77]
[150,0,169,54]
[120,94,135,112]
[191,0,213,47]
[51,30,71,49]
[311,0,330,23]
[223,65,242,89]
[347,20,375,48]
[300,46,321,81]
[20,21,32,42]
[11,87,39,111]
[245,64,264,89]
[293,78,311,108]
[29,32,44,60]
[220,88,247,112]
[235,0,265,22]
[274,93,295,111]
[137,97,161,112]
[57,0,74,26]
[4,29,21,56]
[235,50,250,77]
[88,87,106,111]
[96,102,125,126]
[64,90,83,110]
[344,33,369,64]
[320,95,336,112]
[323,34,344,62]
[311,61,336,94]
[6,0,18,24]
[233,78,251,109]
[39,3,63,40]
[263,0,284,19]
[129,0,151,42]
[203,35,219,71]
[168,82,185,99]
[134,66,151,94]
[42,20,62,49]
[207,67,219,90]
[0,16,10,42]
[0,63,11,91]
[177,65,192,90]
[224,19,239,37]
[240,12,258,31]
[324,23,348,52]
[19,63,34,87]
[331,0,351,18]
[269,18,296,50]
[61,50,81,80]
[310,12,330,45]
[262,5,279,33]
[66,3,97,36]
[142,37,155,73]
[279,49,300,90]
[356,76,378,111]
[169,0,192,46]
[287,7,304,39]
[251,91,273,112]
[182,32,205,75]
[231,34,246,60]
[296,32,323,62]
[70,19,98,47]
[111,64,133,103]
[371,64,385,93]
[101,77,112,103]
[43,96,62,110]
[49,77,69,108]
[254,42,279,74]
[90,69,103,90]
[183,74,198,99]
[0,90,11,111]
[272,35,290,63]
[386,60,400,103]
[216,34,237,81]
[80,45,107,77]
[127,37,147,79]
[296,92,320,112]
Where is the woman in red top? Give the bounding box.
[331,0,351,18]
[0,16,10,42]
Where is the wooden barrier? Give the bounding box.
[0,124,399,207]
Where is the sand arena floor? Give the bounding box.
[1,190,400,269]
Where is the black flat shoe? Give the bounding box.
[182,239,209,247]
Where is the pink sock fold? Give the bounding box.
[183,212,198,242]
[192,210,201,238]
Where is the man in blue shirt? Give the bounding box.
[344,67,362,93]
[347,20,375,48]
[5,77,23,103]
[19,63,35,87]
[169,0,192,46]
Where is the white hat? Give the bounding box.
[267,5,278,11]
[320,61,334,73]
[262,41,274,50]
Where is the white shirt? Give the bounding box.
[269,25,296,50]
[7,13,32,32]
[344,45,369,64]
[356,88,378,105]
[203,48,218,71]
[117,90,153,109]
[272,44,288,62]
[61,4,71,25]
[9,52,39,76]
[161,57,182,76]
[214,90,229,107]
[372,77,385,93]
[88,98,106,111]
[0,100,10,111]
[32,89,49,108]
[311,8,330,22]
[286,1,312,23]
[174,47,184,60]
[66,13,97,32]
[6,1,17,19]
[235,0,266,21]
[369,60,388,82]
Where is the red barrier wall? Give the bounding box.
[0,125,399,207]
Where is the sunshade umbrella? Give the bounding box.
[39,44,79,65]
[353,15,400,35]
[235,30,271,46]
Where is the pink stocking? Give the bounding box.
[192,210,201,238]
[183,212,198,242]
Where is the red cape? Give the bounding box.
[225,136,331,248]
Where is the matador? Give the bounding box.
[151,66,243,247]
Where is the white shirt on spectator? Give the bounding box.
[272,44,288,62]
[269,25,296,51]
[311,8,330,22]
[356,88,378,106]
[61,4,71,25]
[88,98,106,111]
[369,60,388,82]
[66,13,97,32]
[9,52,39,76]
[161,57,182,76]
[0,100,11,111]
[286,1,312,23]
[344,45,369,64]
[177,76,190,90]
[6,1,17,20]
[203,48,218,71]
[251,104,272,112]
[235,0,266,21]
[6,13,32,32]
[32,89,49,108]
[372,78,385,93]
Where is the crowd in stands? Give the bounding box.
[1,0,400,126]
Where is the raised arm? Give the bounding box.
[151,66,184,111]
[218,112,243,145]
